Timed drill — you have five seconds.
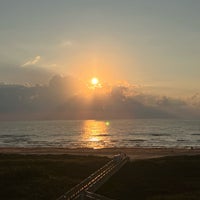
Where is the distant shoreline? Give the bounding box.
[0,147,200,160]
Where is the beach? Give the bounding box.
[1,147,200,160]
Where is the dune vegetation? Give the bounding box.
[0,154,200,200]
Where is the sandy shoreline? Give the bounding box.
[0,147,200,160]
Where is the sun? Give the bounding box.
[91,77,99,85]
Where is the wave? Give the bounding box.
[95,134,110,137]
[191,133,200,136]
[123,139,146,142]
[150,133,171,136]
[177,139,188,142]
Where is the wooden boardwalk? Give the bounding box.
[56,153,129,200]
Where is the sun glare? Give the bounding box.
[91,77,99,85]
[81,120,110,149]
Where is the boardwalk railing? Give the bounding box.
[84,191,114,200]
[57,153,129,200]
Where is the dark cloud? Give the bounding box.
[0,75,200,120]
[0,63,53,84]
[190,93,200,107]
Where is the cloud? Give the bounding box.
[189,93,200,106]
[0,75,200,120]
[0,62,53,85]
[60,40,77,48]
[22,56,41,66]
[62,41,72,47]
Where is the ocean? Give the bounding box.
[0,119,200,149]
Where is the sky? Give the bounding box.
[0,0,200,119]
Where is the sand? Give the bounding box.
[0,147,200,160]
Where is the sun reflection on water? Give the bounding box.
[81,120,110,149]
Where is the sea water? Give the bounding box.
[0,119,200,149]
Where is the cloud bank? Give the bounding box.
[0,75,200,120]
[0,62,53,85]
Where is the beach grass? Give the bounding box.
[0,154,109,200]
[98,155,200,200]
[0,154,200,200]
